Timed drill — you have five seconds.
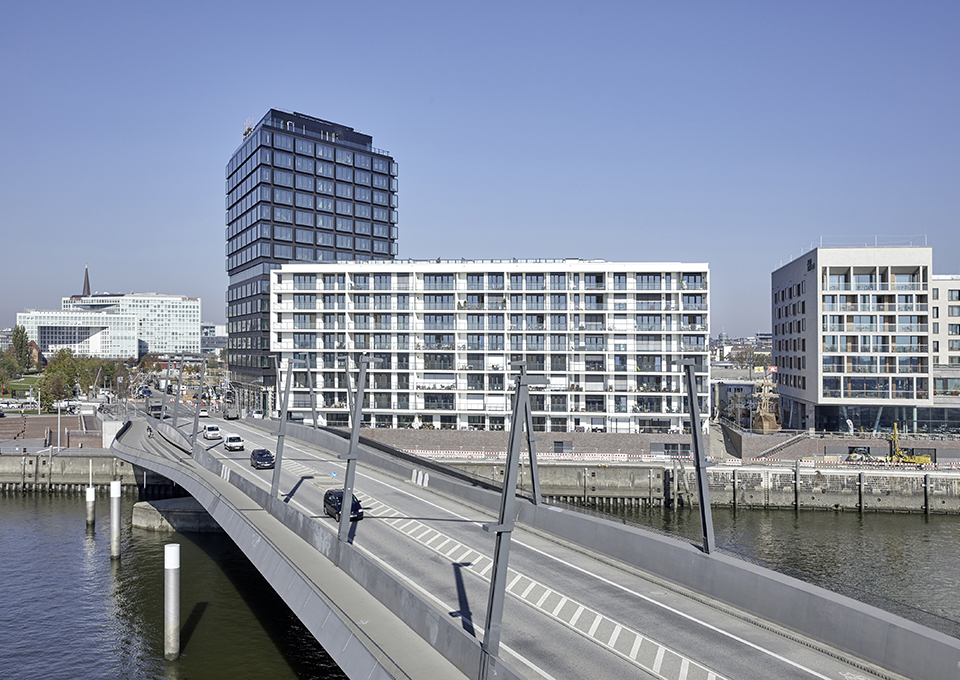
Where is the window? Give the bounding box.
[274,225,293,241]
[950,290,960,301]
[950,325,960,336]
[336,235,353,249]
[317,161,335,178]
[951,306,960,317]
[424,274,454,290]
[637,274,661,290]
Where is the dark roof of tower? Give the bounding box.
[82,264,90,297]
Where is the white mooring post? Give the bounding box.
[110,480,121,559]
[164,543,180,660]
[85,460,95,526]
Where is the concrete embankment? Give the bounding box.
[132,497,223,532]
[445,460,960,514]
[0,450,177,497]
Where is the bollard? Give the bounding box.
[164,543,180,660]
[86,460,95,526]
[86,486,96,526]
[110,480,121,559]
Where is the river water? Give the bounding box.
[2,493,958,680]
[0,493,345,680]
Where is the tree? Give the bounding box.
[12,325,30,371]
[37,372,69,410]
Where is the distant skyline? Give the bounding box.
[1,1,957,337]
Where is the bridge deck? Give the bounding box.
[113,410,955,680]
[115,419,466,680]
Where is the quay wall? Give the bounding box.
[0,450,173,496]
[444,460,960,514]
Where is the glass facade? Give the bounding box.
[225,110,398,394]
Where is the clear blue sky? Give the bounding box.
[2,1,957,336]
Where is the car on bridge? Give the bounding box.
[323,489,363,522]
[198,407,209,418]
[202,424,222,440]
[224,434,244,451]
[250,448,274,469]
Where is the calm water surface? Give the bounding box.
[0,493,345,680]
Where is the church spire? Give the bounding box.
[83,263,91,297]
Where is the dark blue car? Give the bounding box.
[323,489,363,521]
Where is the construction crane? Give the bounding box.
[888,423,931,466]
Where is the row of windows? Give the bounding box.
[229,221,397,255]
[429,273,708,291]
[271,131,395,174]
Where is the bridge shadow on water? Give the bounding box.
[175,528,347,678]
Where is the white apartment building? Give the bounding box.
[269,259,710,433]
[19,293,201,360]
[931,275,960,368]
[772,246,960,433]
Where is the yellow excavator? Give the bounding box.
[888,423,931,465]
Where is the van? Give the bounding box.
[203,424,222,440]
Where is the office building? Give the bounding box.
[225,109,398,407]
[269,259,710,434]
[201,323,227,354]
[15,308,138,360]
[771,245,960,433]
[20,292,201,360]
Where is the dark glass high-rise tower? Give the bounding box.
[225,109,398,406]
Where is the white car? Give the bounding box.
[250,409,264,419]
[224,434,244,451]
[202,424,222,440]
[198,407,209,418]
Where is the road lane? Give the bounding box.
[178,417,903,680]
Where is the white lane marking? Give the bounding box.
[224,434,833,680]
[521,581,537,599]
[679,658,690,680]
[587,613,602,637]
[608,624,622,649]
[552,596,568,617]
[653,646,665,673]
[536,589,552,608]
[629,634,643,660]
[570,605,585,627]
[507,573,524,590]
